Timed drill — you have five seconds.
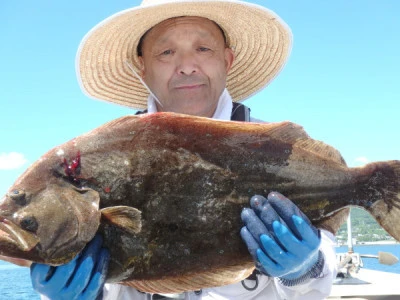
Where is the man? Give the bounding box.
[31,0,345,299]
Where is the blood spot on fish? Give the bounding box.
[61,151,81,183]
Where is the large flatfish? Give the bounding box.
[0,112,399,293]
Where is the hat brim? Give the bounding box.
[76,0,292,110]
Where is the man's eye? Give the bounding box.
[160,49,173,55]
[198,47,210,52]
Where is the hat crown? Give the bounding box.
[141,0,185,5]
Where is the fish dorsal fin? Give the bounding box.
[261,121,310,143]
[90,115,139,134]
[235,121,347,165]
[100,206,142,235]
[266,121,346,166]
[294,138,347,166]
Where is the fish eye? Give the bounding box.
[20,216,38,233]
[8,189,27,206]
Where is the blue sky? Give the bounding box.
[1,0,399,197]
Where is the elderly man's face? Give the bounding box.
[138,17,234,117]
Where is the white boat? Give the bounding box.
[328,213,400,299]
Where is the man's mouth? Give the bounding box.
[175,84,204,90]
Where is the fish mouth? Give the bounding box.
[0,216,39,253]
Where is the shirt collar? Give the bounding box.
[146,88,233,121]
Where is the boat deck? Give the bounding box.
[328,268,400,299]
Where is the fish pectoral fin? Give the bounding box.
[100,206,142,234]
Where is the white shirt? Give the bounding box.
[102,90,338,300]
[103,230,336,300]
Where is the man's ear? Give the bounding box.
[224,47,235,73]
[138,56,146,78]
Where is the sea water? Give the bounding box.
[0,261,39,300]
[0,244,399,299]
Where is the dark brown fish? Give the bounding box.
[0,112,399,293]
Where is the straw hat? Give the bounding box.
[76,0,292,110]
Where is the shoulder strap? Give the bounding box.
[135,102,251,122]
[231,102,251,122]
[135,109,148,115]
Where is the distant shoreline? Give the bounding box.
[357,240,399,245]
[336,240,399,247]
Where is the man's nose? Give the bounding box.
[177,52,199,75]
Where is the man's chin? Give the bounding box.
[171,108,214,118]
[164,99,216,117]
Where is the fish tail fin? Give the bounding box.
[317,208,350,235]
[357,160,400,241]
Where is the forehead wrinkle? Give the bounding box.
[160,28,214,45]
[144,17,225,50]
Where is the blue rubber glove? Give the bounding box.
[241,192,323,285]
[31,234,110,300]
